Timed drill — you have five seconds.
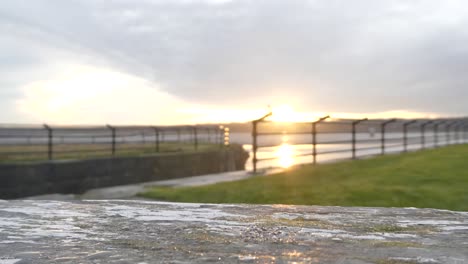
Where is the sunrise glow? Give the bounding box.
[269,104,323,123]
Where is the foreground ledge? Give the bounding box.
[0,200,467,263]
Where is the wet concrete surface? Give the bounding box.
[0,200,467,263]
[80,170,260,200]
[23,168,284,200]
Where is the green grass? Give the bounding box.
[141,144,468,211]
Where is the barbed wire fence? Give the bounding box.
[251,114,468,173]
[0,124,231,162]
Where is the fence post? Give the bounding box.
[43,124,53,161]
[433,121,444,147]
[381,119,396,155]
[153,126,160,152]
[252,121,258,173]
[251,112,272,173]
[106,124,116,156]
[312,115,330,165]
[218,125,224,147]
[464,124,468,143]
[446,121,460,145]
[193,126,198,150]
[352,118,368,159]
[211,127,214,143]
[177,128,181,143]
[446,122,452,145]
[403,120,417,152]
[420,121,433,150]
[458,122,466,143]
[464,123,468,143]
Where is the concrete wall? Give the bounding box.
[0,145,249,199]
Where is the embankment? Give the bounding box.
[0,144,248,199]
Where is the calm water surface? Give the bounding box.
[229,132,464,171]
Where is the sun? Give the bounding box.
[269,104,295,122]
[269,104,313,123]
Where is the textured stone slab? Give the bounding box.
[0,200,467,263]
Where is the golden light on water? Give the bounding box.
[276,143,294,168]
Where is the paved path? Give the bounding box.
[25,168,284,200]
[1,200,467,263]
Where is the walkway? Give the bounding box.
[25,168,284,200]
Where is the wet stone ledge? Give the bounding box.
[0,200,467,264]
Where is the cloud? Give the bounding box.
[1,0,468,123]
[15,65,195,125]
[13,65,279,125]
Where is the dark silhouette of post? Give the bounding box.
[446,122,452,145]
[457,120,468,143]
[218,126,224,147]
[455,123,462,143]
[152,126,160,152]
[193,126,198,150]
[106,124,116,156]
[433,120,446,147]
[352,118,368,159]
[252,112,272,173]
[312,115,330,165]
[464,124,468,143]
[403,120,417,152]
[43,124,53,161]
[459,120,467,143]
[381,119,396,155]
[445,121,459,145]
[420,121,433,149]
[187,126,192,143]
[177,128,181,143]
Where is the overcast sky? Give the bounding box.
[1,0,468,124]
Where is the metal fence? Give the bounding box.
[0,124,230,162]
[251,114,468,173]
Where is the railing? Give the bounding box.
[251,116,468,173]
[0,124,230,163]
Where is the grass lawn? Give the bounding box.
[141,144,468,211]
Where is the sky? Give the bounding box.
[1,0,468,125]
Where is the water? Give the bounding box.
[229,132,467,171]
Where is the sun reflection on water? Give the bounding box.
[276,143,294,168]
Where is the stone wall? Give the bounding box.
[1,200,467,263]
[0,145,248,199]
